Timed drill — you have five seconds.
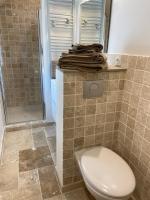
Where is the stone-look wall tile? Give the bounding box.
[141,85,150,101]
[95,114,105,124]
[74,137,84,149]
[64,129,74,139]
[64,118,75,129]
[84,135,95,147]
[133,70,144,84]
[85,105,96,115]
[128,56,137,69]
[62,70,125,186]
[64,107,75,118]
[84,126,95,136]
[85,115,95,126]
[75,106,85,116]
[64,72,76,82]
[75,117,85,128]
[74,127,84,138]
[116,55,150,200]
[145,57,150,72]
[143,71,150,86]
[136,56,147,70]
[64,95,75,107]
[64,83,76,95]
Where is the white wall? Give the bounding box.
[51,79,57,122]
[108,0,150,56]
[40,0,53,122]
[55,69,64,186]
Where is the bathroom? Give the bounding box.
[0,0,150,199]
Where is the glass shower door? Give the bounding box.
[0,1,44,124]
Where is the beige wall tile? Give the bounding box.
[85,115,95,126]
[75,117,85,128]
[84,126,95,136]
[64,118,75,129]
[74,127,84,138]
[75,106,85,116]
[128,56,137,69]
[136,56,147,70]
[141,85,150,101]
[84,135,95,147]
[133,70,144,83]
[86,105,96,115]
[64,95,75,107]
[62,70,126,188]
[64,107,75,118]
[64,83,75,95]
[96,103,106,114]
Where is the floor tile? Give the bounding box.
[7,105,43,124]
[19,169,39,189]
[32,128,48,148]
[0,162,18,192]
[1,147,19,165]
[0,191,12,200]
[4,130,32,148]
[64,188,93,200]
[12,184,42,200]
[45,195,66,200]
[38,165,61,199]
[19,146,53,172]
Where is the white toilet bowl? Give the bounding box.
[75,146,136,200]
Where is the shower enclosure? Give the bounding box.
[0,0,44,124]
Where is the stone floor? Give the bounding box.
[0,124,94,200]
[6,105,43,124]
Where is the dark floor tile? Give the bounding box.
[38,165,61,199]
[19,146,53,172]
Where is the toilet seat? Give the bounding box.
[76,146,136,199]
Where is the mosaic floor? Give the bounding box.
[0,124,94,200]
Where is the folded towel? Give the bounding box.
[59,53,105,65]
[71,44,103,53]
[60,62,108,72]
[58,43,107,72]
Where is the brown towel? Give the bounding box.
[58,43,107,72]
[71,44,103,53]
[60,62,108,72]
[59,53,105,64]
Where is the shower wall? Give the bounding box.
[0,0,41,107]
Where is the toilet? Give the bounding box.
[75,146,136,200]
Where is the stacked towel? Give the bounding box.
[58,44,108,72]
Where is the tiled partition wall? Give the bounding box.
[57,55,150,200]
[116,55,150,200]
[62,69,126,187]
[0,0,41,106]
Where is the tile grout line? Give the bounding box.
[36,167,44,200]
[30,123,36,151]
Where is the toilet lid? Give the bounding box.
[81,147,136,198]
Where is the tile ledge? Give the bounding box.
[57,65,127,73]
[105,65,127,72]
